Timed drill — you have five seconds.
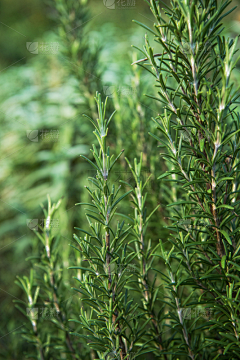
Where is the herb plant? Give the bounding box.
[14,0,240,359]
[134,0,240,358]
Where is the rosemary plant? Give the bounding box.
[48,0,102,119]
[13,0,240,359]
[15,196,82,360]
[134,0,240,358]
[70,93,154,360]
[124,155,168,357]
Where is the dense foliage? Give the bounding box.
[1,0,240,359]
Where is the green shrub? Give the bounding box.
[14,0,240,359]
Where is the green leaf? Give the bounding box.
[219,230,232,245]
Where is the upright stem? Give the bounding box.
[28,294,45,360]
[134,172,168,359]
[211,159,224,257]
[169,271,195,360]
[104,174,127,360]
[45,226,77,360]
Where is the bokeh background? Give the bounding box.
[0,0,240,358]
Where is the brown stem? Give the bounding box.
[179,166,224,259]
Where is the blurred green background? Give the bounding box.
[0,0,240,358]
